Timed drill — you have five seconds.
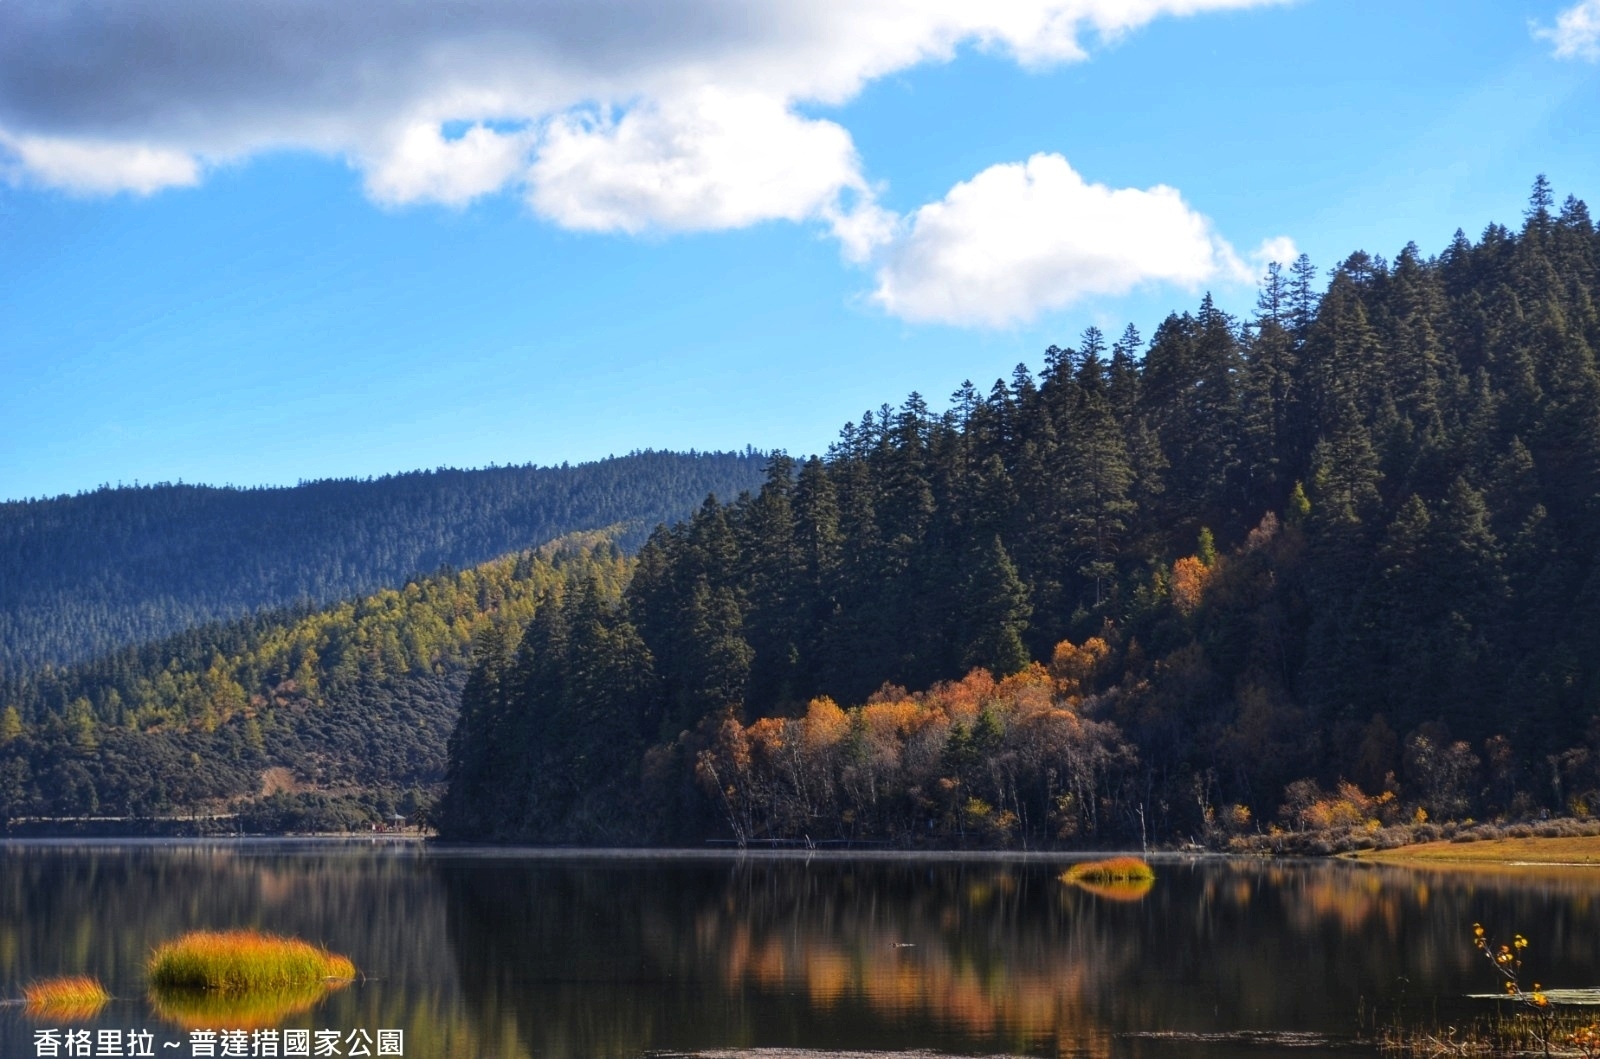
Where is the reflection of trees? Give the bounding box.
[148,981,346,1031]
[433,855,1600,1059]
[691,861,1127,1056]
[0,842,501,1059]
[0,843,439,986]
[11,847,1600,1059]
[440,856,1150,1058]
[1138,860,1600,1032]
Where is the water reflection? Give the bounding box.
[4,843,1600,1059]
[1067,878,1155,902]
[147,981,349,1031]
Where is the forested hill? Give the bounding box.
[0,534,627,830]
[444,179,1600,847]
[0,450,766,674]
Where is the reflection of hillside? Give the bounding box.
[12,846,1600,1059]
[148,981,345,1031]
[0,842,501,1059]
[438,854,1600,1059]
[1141,859,1600,1023]
[696,880,1118,1054]
[441,857,1159,1058]
[0,842,451,990]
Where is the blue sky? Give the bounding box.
[2,0,1597,501]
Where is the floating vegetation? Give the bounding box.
[1059,857,1155,901]
[1060,856,1156,884]
[148,980,349,1031]
[23,976,111,1020]
[147,930,355,993]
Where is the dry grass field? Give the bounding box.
[1349,833,1600,866]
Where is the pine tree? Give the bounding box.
[1289,253,1320,343]
[1243,265,1301,510]
[1308,400,1383,525]
[1525,174,1555,240]
[1061,369,1135,612]
[959,536,1032,677]
[686,579,754,719]
[740,454,802,713]
[441,618,519,837]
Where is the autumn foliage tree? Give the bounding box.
[693,657,1136,847]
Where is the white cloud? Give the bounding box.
[363,123,535,207]
[0,0,1286,213]
[869,154,1278,328]
[824,197,901,265]
[1,133,199,195]
[0,0,1294,328]
[1252,235,1300,270]
[526,89,864,232]
[1534,0,1600,60]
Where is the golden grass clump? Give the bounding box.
[1060,856,1156,884]
[147,930,355,993]
[24,976,111,1020]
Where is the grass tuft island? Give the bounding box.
[147,930,355,992]
[1060,856,1156,883]
[23,976,111,1019]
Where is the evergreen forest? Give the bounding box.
[0,450,767,674]
[443,179,1600,848]
[0,534,627,830]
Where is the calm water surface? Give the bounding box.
[3,840,1599,1058]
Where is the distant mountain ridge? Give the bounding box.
[0,450,768,675]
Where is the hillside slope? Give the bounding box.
[0,449,766,674]
[0,534,628,830]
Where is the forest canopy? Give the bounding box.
[0,450,767,674]
[442,178,1600,847]
[0,535,629,830]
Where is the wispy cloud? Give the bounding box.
[1533,0,1600,60]
[0,133,199,196]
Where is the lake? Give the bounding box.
[2,841,1597,1058]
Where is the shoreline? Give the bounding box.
[1344,833,1600,867]
[8,821,1600,868]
